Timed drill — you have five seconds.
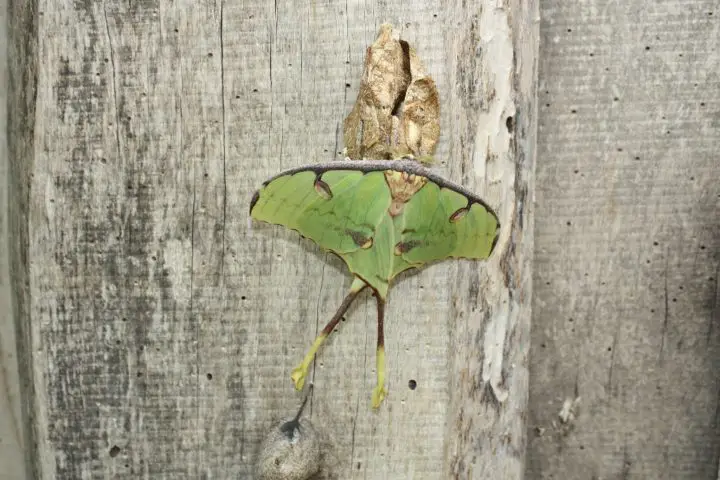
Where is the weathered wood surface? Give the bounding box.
[528,1,720,479]
[8,0,537,478]
[1,0,28,477]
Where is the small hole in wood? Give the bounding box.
[207,373,213,380]
[408,379,417,390]
[109,445,121,457]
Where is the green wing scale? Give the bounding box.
[250,159,499,408]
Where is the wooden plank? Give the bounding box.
[7,0,38,478]
[442,0,537,477]
[528,1,720,478]
[1,0,29,477]
[10,0,537,478]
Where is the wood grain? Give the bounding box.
[1,0,28,477]
[528,1,720,478]
[9,0,537,478]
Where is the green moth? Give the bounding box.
[250,158,500,408]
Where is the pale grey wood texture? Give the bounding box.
[8,0,537,478]
[0,0,28,478]
[442,0,537,477]
[528,1,720,479]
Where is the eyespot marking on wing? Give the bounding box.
[394,240,421,255]
[314,177,333,199]
[449,206,470,223]
[347,230,373,249]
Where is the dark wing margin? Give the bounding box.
[249,158,500,228]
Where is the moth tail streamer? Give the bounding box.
[290,280,368,391]
[371,297,387,409]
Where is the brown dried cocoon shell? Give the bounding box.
[255,415,322,480]
[343,23,440,161]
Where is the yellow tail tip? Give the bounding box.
[291,365,308,390]
[371,385,387,409]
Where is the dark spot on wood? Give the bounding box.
[408,379,417,390]
[206,373,213,380]
[480,381,502,412]
[505,116,514,132]
[109,445,121,457]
